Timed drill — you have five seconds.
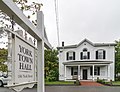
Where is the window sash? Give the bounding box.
[90,66,100,76]
[96,50,106,59]
[81,52,90,59]
[71,67,78,75]
[67,52,75,60]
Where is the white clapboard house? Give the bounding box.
[57,39,116,81]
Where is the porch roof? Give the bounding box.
[63,60,113,65]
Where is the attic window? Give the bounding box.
[84,44,86,45]
[83,48,87,52]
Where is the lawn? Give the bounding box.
[45,81,74,85]
[112,81,120,85]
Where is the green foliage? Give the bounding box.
[112,81,120,85]
[97,79,105,83]
[46,69,59,82]
[115,40,120,76]
[75,79,80,85]
[115,77,120,81]
[44,49,59,82]
[0,49,8,72]
[0,0,43,29]
[97,79,113,85]
[45,81,74,85]
[13,0,43,26]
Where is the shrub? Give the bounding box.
[74,79,80,85]
[116,76,120,81]
[97,79,105,84]
[46,69,59,82]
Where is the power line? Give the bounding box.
[54,0,60,47]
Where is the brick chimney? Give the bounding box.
[62,41,64,47]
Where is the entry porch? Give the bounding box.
[63,60,112,81]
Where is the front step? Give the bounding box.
[80,81,103,86]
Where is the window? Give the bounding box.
[94,67,100,75]
[96,50,106,59]
[90,66,93,75]
[80,48,90,60]
[71,67,73,75]
[71,67,78,75]
[90,66,100,76]
[66,51,75,60]
[74,72,78,75]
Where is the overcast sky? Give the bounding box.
[39,0,120,47]
[1,0,120,48]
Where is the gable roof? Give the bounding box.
[77,38,94,46]
[57,38,116,49]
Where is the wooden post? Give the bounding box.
[37,11,45,92]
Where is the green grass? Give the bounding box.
[45,81,74,85]
[112,81,120,85]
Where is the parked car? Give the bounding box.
[0,75,8,87]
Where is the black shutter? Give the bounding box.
[90,66,93,75]
[98,67,100,75]
[67,52,69,60]
[88,52,90,59]
[103,50,106,59]
[71,67,73,75]
[73,52,75,60]
[96,51,98,59]
[80,52,83,60]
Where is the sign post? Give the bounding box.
[0,0,52,92]
[37,11,45,92]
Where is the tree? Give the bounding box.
[0,0,43,30]
[0,0,43,72]
[0,48,8,72]
[44,49,59,81]
[115,40,120,78]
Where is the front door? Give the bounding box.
[83,69,87,80]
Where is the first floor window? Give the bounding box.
[94,67,100,75]
[71,67,73,75]
[90,66,100,76]
[71,67,78,75]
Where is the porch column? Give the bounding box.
[107,64,110,81]
[64,65,67,81]
[92,65,95,81]
[78,65,80,80]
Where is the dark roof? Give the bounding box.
[57,38,116,49]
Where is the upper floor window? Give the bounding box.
[96,49,106,59]
[80,48,90,60]
[66,51,75,60]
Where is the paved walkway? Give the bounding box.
[80,81,103,86]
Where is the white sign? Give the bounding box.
[0,1,51,91]
[14,36,35,84]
